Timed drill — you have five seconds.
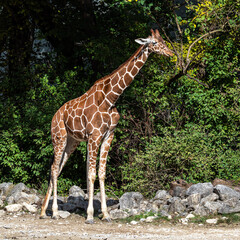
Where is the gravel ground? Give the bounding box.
[1,214,240,240]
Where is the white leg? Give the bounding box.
[99,177,110,221]
[50,141,67,219]
[99,132,114,221]
[86,144,90,197]
[86,170,96,224]
[40,140,65,220]
[86,136,101,224]
[52,169,59,219]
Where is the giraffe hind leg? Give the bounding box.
[99,131,114,222]
[49,137,79,219]
[40,179,53,218]
[40,154,55,218]
[58,136,79,176]
[86,135,102,224]
[40,140,67,219]
[52,140,69,219]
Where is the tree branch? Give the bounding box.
[184,49,203,73]
[186,74,209,88]
[174,12,185,69]
[186,29,225,65]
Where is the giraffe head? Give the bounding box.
[135,29,173,57]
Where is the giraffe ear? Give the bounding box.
[135,38,150,45]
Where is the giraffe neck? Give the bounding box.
[105,45,150,105]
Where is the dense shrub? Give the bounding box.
[120,124,240,197]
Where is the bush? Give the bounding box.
[0,72,89,188]
[120,124,240,197]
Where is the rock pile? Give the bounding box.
[1,180,240,221]
[113,182,240,219]
[0,182,40,216]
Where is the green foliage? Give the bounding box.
[119,211,156,223]
[0,70,88,188]
[0,131,31,183]
[189,213,240,225]
[219,213,240,224]
[120,124,240,197]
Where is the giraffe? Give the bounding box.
[40,29,173,224]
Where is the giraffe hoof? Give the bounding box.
[85,219,94,224]
[39,215,48,219]
[102,217,111,223]
[52,215,59,220]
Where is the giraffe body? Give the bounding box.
[40,29,173,223]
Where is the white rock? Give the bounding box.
[130,220,138,225]
[130,208,141,216]
[200,193,219,205]
[7,191,40,205]
[186,182,213,198]
[69,185,85,198]
[187,193,201,206]
[214,185,240,201]
[58,210,71,219]
[119,192,143,210]
[145,216,157,223]
[0,199,4,207]
[179,218,188,225]
[168,215,172,220]
[186,213,195,219]
[0,209,6,216]
[0,182,14,196]
[110,209,130,220]
[22,202,38,213]
[6,196,14,205]
[5,204,23,213]
[206,218,218,224]
[153,190,172,200]
[204,201,222,214]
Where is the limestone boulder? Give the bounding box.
[69,185,86,199]
[214,184,240,201]
[119,192,143,211]
[0,182,14,197]
[22,202,38,213]
[186,182,213,198]
[5,204,23,213]
[110,209,130,219]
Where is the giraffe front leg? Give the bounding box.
[99,131,114,222]
[51,169,59,219]
[85,136,100,224]
[86,169,96,224]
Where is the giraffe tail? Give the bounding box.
[48,153,54,184]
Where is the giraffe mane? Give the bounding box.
[94,45,145,85]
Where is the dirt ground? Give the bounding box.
[1,213,240,240]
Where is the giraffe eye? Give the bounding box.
[152,41,157,45]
